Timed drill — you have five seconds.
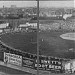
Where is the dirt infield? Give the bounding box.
[60,33,75,41]
[60,32,75,40]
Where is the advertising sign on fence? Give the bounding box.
[22,57,34,68]
[34,56,62,72]
[4,52,22,66]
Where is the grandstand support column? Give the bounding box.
[37,0,39,75]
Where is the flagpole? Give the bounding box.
[37,0,39,75]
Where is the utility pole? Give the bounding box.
[37,0,39,75]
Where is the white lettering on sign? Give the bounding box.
[35,64,61,70]
[36,59,61,65]
[4,52,22,66]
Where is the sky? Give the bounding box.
[0,1,74,8]
[0,1,37,8]
[39,1,74,8]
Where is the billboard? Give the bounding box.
[34,56,63,72]
[4,52,22,66]
[21,53,63,73]
[22,57,34,68]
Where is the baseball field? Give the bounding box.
[0,30,75,59]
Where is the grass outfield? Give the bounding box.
[0,31,37,54]
[0,30,75,59]
[39,31,75,59]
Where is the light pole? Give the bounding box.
[37,0,39,75]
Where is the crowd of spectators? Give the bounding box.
[39,19,75,31]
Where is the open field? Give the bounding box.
[39,31,75,59]
[0,31,37,54]
[0,30,75,59]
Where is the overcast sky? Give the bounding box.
[0,1,37,8]
[0,1,74,8]
[39,1,74,8]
